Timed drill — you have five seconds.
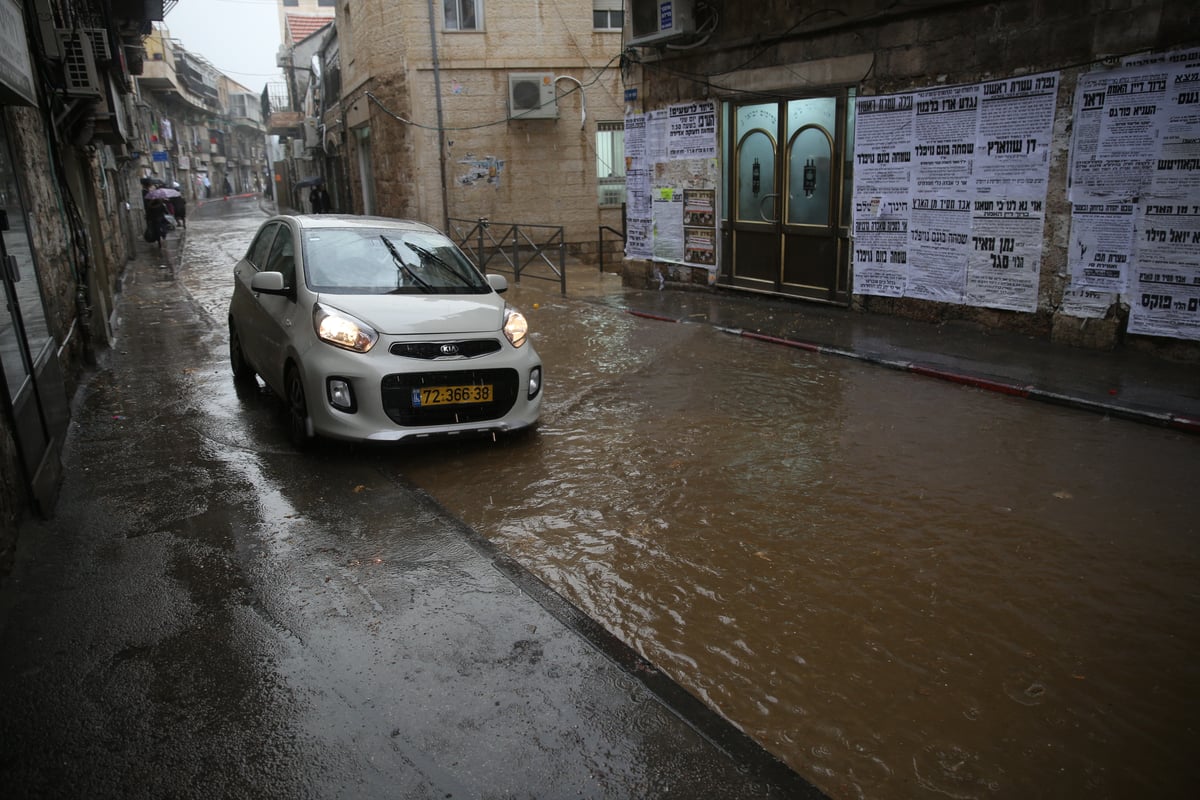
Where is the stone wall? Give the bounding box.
[335,0,626,245]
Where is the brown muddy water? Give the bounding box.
[181,210,1197,798]
[398,293,1199,800]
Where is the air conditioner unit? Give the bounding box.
[57,28,112,62]
[303,118,319,148]
[508,73,557,120]
[55,29,105,99]
[628,0,696,48]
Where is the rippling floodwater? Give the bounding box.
[180,209,1198,798]
[397,290,1200,799]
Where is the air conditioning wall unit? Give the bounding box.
[508,73,558,120]
[55,29,106,99]
[303,118,319,148]
[628,0,696,48]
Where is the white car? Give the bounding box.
[228,215,542,445]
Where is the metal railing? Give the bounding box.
[598,223,626,273]
[448,217,566,295]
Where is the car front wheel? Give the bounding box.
[229,322,255,382]
[286,367,311,449]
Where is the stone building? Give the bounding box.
[1,0,162,561]
[140,25,268,203]
[1,1,266,570]
[270,0,628,256]
[622,0,1200,358]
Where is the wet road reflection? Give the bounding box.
[184,202,1199,799]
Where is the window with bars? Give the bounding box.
[596,121,625,206]
[593,0,623,30]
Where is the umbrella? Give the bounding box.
[140,176,165,186]
[145,187,182,199]
[294,176,324,189]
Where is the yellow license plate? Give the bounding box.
[413,384,493,407]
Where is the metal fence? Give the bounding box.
[448,217,566,295]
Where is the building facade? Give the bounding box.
[269,0,628,256]
[1,0,162,560]
[1,0,266,571]
[622,0,1200,357]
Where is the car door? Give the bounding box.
[252,222,301,394]
[231,222,281,373]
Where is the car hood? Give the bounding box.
[318,293,506,336]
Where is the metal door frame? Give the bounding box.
[720,91,853,304]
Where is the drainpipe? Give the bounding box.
[424,0,450,231]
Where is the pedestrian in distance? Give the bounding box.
[171,182,187,229]
[144,197,171,253]
[310,184,331,214]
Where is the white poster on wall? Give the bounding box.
[974,72,1059,199]
[913,84,980,196]
[1149,63,1200,199]
[965,197,1046,312]
[852,94,915,296]
[667,101,717,160]
[1069,68,1146,203]
[907,196,971,304]
[652,196,685,263]
[1067,202,1137,292]
[1127,201,1200,339]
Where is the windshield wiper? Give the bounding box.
[379,235,433,293]
[404,241,476,288]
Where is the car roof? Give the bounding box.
[275,214,444,235]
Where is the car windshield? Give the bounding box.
[302,227,492,294]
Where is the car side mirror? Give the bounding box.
[251,271,288,295]
[487,274,508,293]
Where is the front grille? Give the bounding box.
[389,339,502,360]
[381,369,519,426]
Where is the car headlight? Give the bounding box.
[503,306,529,348]
[314,303,378,353]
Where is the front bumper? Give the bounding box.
[299,334,542,442]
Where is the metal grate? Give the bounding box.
[380,369,519,426]
[56,29,105,98]
[389,340,502,360]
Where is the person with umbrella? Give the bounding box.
[170,182,187,229]
[310,183,330,213]
[143,186,181,252]
[297,176,330,213]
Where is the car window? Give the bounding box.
[247,223,279,270]
[302,227,490,295]
[264,226,296,288]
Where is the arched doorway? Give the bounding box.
[722,93,855,304]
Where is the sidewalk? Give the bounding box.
[537,266,1200,434]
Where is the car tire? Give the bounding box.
[286,367,311,449]
[229,322,255,382]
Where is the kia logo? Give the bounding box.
[440,343,460,356]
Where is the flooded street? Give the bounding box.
[184,202,1198,799]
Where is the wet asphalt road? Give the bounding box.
[0,197,820,798]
